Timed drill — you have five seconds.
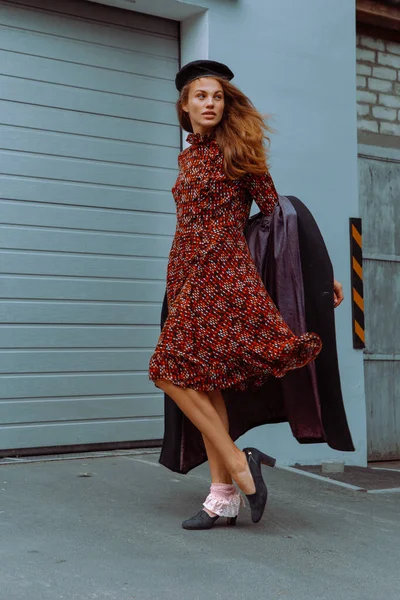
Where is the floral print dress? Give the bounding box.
[148,131,322,392]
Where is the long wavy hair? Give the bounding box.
[176,77,274,180]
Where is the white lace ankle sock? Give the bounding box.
[203,482,245,517]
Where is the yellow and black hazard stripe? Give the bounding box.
[349,218,365,349]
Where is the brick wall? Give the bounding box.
[356,34,400,136]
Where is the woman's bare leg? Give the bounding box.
[202,389,232,484]
[154,379,255,494]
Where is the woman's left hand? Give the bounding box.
[333,279,344,308]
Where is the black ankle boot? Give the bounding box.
[182,509,238,530]
[242,447,276,523]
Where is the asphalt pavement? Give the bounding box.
[1,449,399,600]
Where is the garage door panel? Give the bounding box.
[365,360,399,460]
[0,102,180,147]
[0,276,165,302]
[0,251,167,280]
[0,177,176,213]
[0,127,178,170]
[0,0,177,449]
[0,325,160,349]
[0,200,176,236]
[358,158,399,256]
[0,76,177,124]
[395,362,400,456]
[0,371,155,399]
[1,152,177,191]
[0,226,173,258]
[363,260,400,354]
[0,395,163,424]
[0,349,153,374]
[9,0,178,38]
[1,34,177,86]
[2,4,178,57]
[0,418,164,450]
[0,301,162,325]
[12,0,176,36]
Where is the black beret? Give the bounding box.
[175,60,234,92]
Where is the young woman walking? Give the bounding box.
[148,60,324,530]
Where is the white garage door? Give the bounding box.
[0,0,179,452]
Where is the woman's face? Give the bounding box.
[182,77,224,134]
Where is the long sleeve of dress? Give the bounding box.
[242,170,279,217]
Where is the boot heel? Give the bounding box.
[226,516,237,526]
[259,452,276,468]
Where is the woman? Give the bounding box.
[148,60,325,530]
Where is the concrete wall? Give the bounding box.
[94,0,367,466]
[182,0,366,466]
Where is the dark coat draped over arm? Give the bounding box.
[158,195,355,475]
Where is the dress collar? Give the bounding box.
[186,130,216,145]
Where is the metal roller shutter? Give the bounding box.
[0,0,179,452]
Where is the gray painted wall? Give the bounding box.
[176,0,366,466]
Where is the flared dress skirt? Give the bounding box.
[148,132,322,392]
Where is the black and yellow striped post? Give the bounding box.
[349,218,365,349]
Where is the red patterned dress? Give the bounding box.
[148,131,322,392]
